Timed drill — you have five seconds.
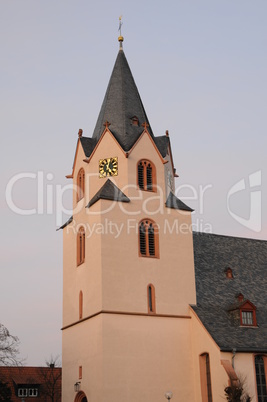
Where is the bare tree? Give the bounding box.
[0,323,21,366]
[39,356,61,402]
[0,381,12,401]
[224,376,251,402]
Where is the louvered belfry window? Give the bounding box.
[139,219,159,258]
[137,160,155,191]
[77,226,85,266]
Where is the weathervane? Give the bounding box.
[118,15,123,36]
[118,15,124,48]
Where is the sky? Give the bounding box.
[1,0,266,365]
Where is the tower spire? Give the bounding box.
[118,16,124,49]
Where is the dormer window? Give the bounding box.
[225,267,233,279]
[237,293,244,302]
[241,311,253,326]
[228,296,257,327]
[131,116,139,126]
[240,302,257,326]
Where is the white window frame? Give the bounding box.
[28,388,38,397]
[18,388,28,397]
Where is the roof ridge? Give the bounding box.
[193,231,267,242]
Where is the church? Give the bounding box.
[59,35,267,402]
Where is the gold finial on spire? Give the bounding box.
[118,15,124,49]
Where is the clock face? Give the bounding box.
[99,157,118,178]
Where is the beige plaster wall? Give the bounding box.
[62,130,197,401]
[190,308,260,402]
[62,316,103,402]
[190,308,229,401]
[62,205,103,326]
[96,199,196,315]
[233,353,257,401]
[63,313,196,402]
[101,314,195,402]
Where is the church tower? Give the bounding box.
[61,36,196,402]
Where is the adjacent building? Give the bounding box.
[0,366,61,401]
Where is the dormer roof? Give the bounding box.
[165,192,194,212]
[86,179,130,208]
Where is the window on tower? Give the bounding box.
[139,219,159,258]
[137,160,156,191]
[79,291,83,319]
[77,226,85,266]
[77,168,85,202]
[147,284,156,314]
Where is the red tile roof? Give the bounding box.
[0,366,61,401]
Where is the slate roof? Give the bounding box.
[154,135,170,158]
[80,136,97,158]
[192,232,267,352]
[57,216,73,231]
[86,179,130,208]
[165,192,193,212]
[92,49,154,152]
[73,49,172,161]
[0,366,61,401]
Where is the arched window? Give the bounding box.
[79,291,83,320]
[255,356,267,402]
[77,168,85,202]
[199,353,213,402]
[77,226,85,266]
[137,160,156,191]
[147,284,156,314]
[139,219,159,258]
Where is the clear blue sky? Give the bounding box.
[1,0,266,365]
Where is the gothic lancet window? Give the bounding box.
[77,168,85,202]
[79,291,83,320]
[139,219,159,258]
[147,284,156,314]
[255,355,267,402]
[199,353,213,402]
[77,226,85,266]
[137,160,156,191]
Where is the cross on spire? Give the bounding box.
[103,121,111,128]
[142,121,150,130]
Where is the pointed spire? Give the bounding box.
[92,47,154,151]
